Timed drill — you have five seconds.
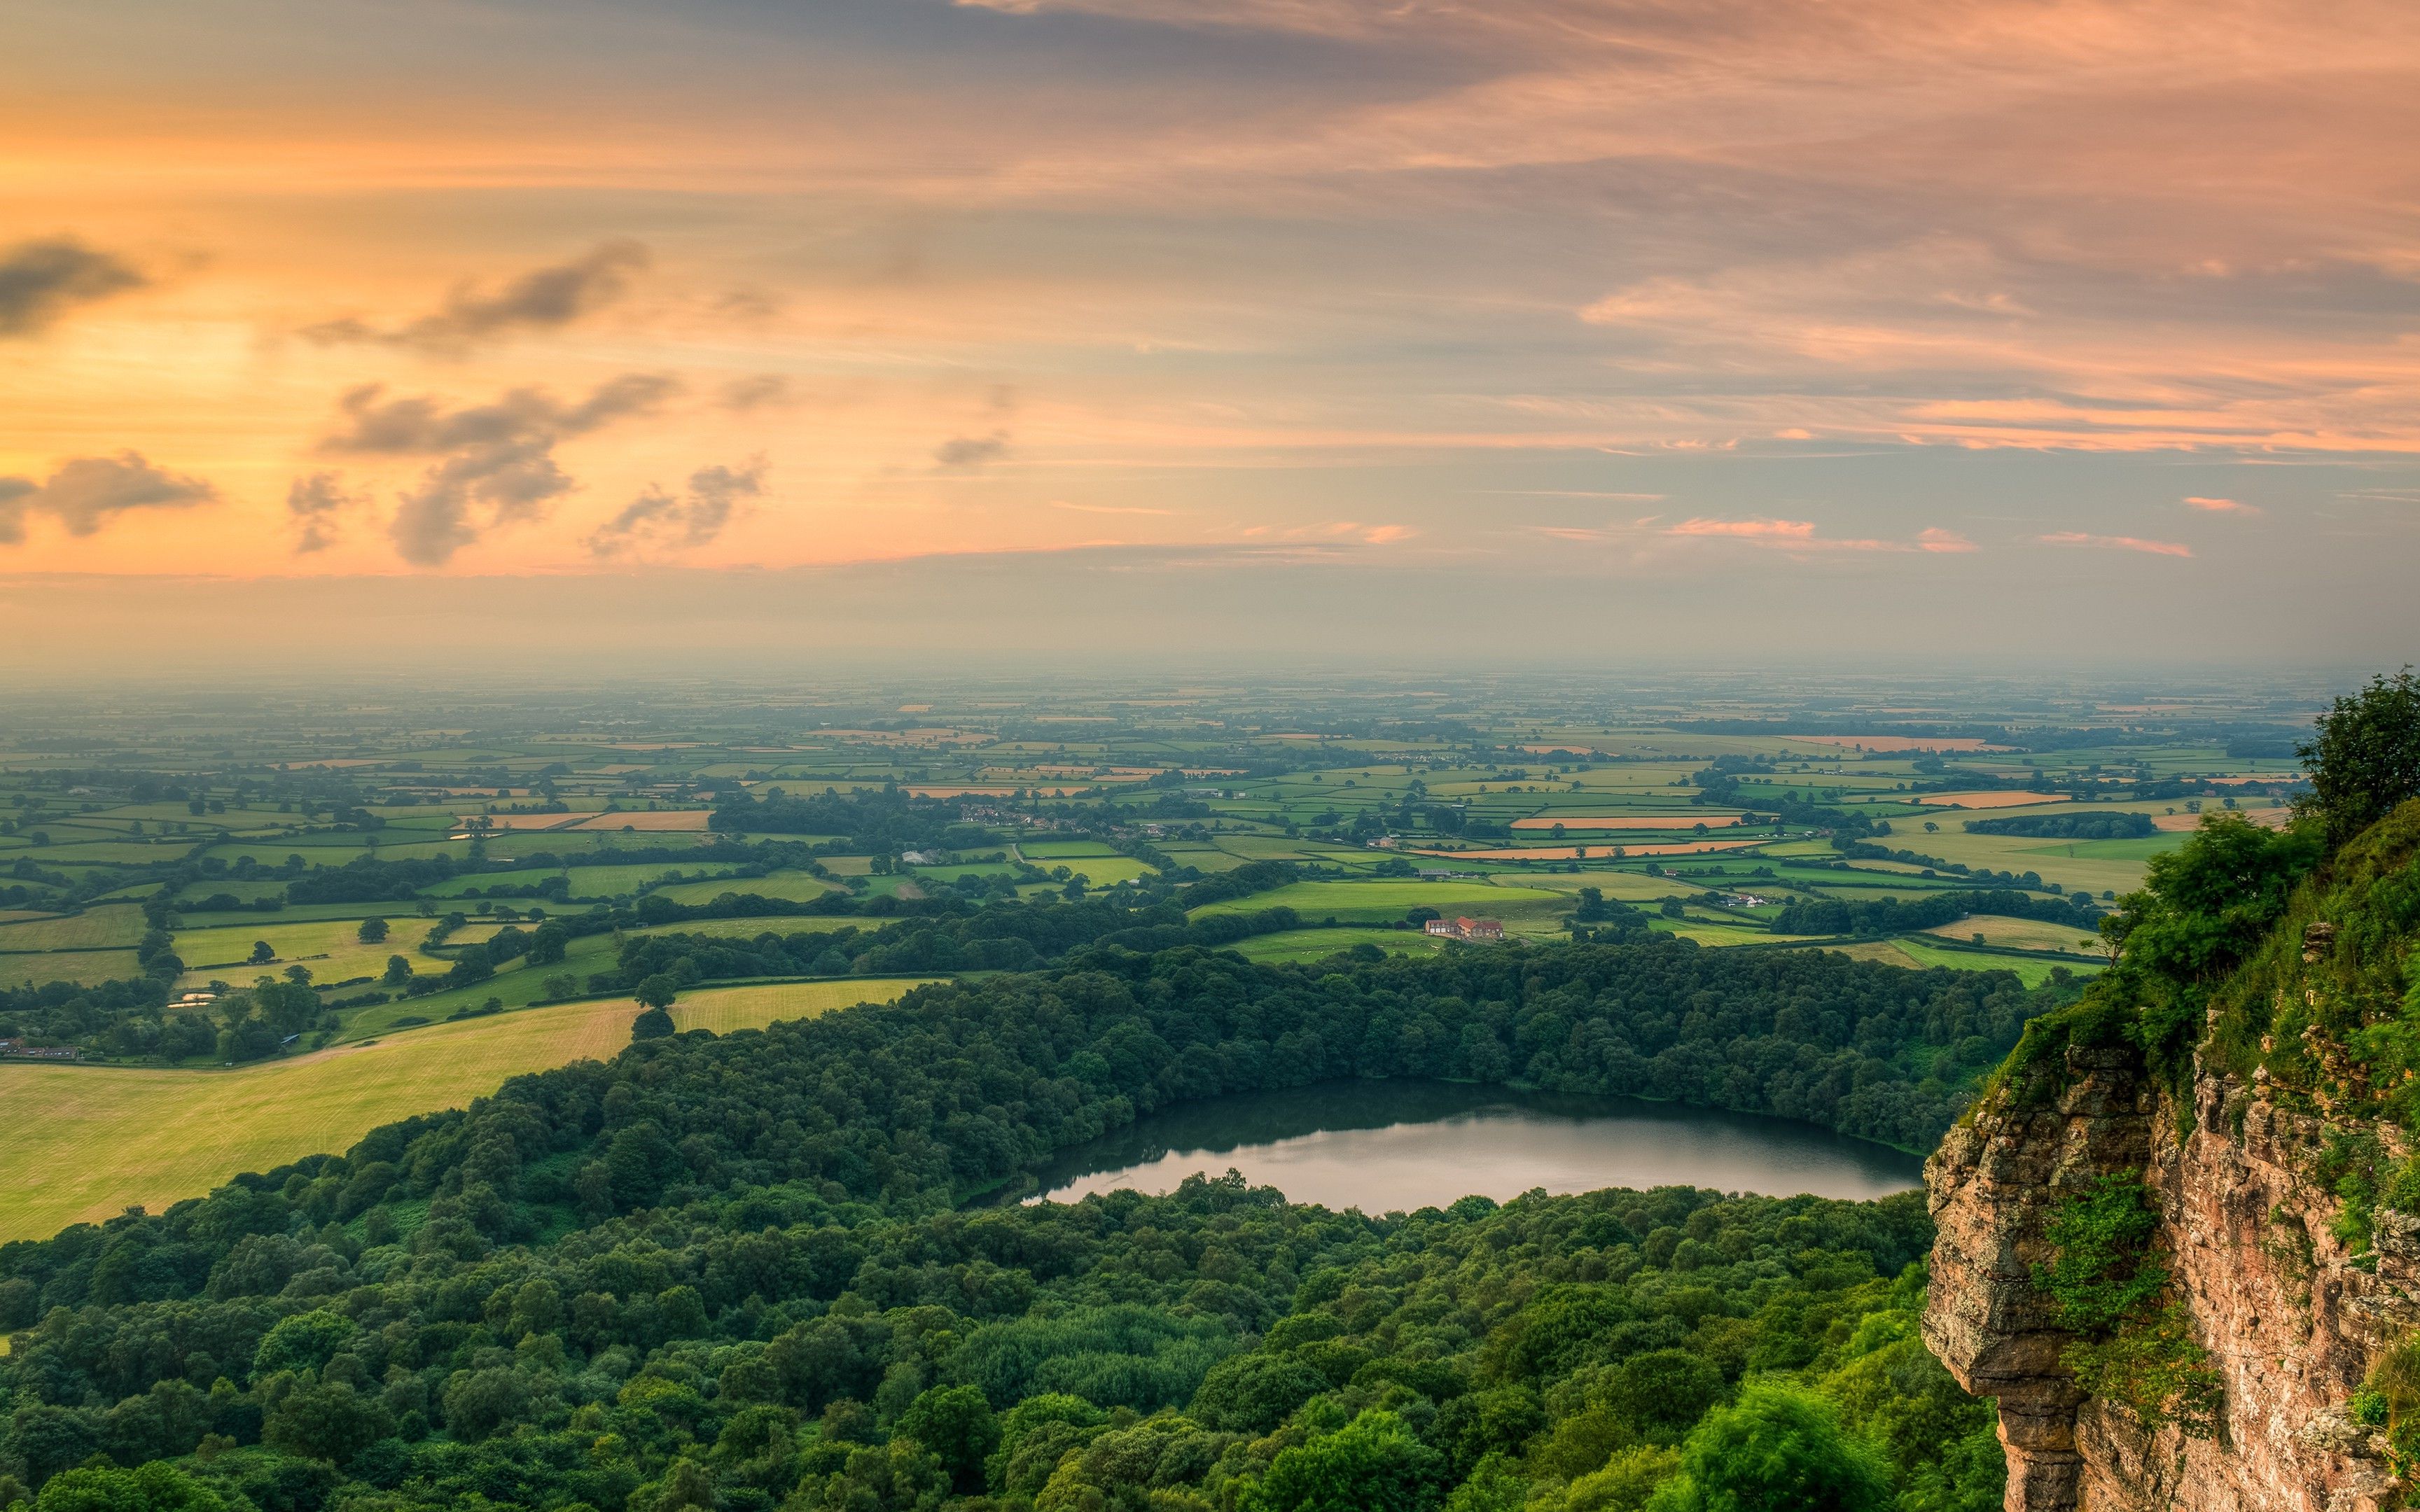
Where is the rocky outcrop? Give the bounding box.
[1926,1035,2420,1512]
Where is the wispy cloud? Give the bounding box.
[587,461,765,557]
[2040,531,2193,557]
[305,241,648,353]
[0,239,144,337]
[321,374,677,567]
[0,453,215,544]
[1659,517,1975,553]
[2183,496,2259,514]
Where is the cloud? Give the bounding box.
[305,241,648,352]
[0,452,216,544]
[2183,496,2259,514]
[2040,531,2193,557]
[0,239,144,337]
[320,374,677,567]
[1608,517,1980,554]
[285,471,366,554]
[587,461,765,557]
[1669,517,1816,541]
[718,374,793,412]
[935,432,1010,470]
[1052,500,1173,515]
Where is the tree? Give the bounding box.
[1648,1382,1889,1512]
[637,973,679,1011]
[897,1384,999,1494]
[357,917,389,944]
[29,1462,228,1512]
[382,954,412,986]
[1242,1410,1440,1512]
[2298,668,2420,850]
[632,1005,676,1040]
[263,1380,392,1465]
[247,940,275,965]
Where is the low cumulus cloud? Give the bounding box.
[319,373,677,567]
[935,432,1010,470]
[306,241,648,353]
[587,461,765,558]
[286,471,367,554]
[0,452,216,544]
[0,238,145,337]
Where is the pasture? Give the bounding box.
[174,918,442,988]
[1190,878,1570,931]
[1227,927,1450,964]
[1,950,144,990]
[0,905,147,952]
[0,977,932,1244]
[648,870,835,904]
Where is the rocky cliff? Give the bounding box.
[1926,805,2420,1512]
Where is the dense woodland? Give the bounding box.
[0,935,2054,1511]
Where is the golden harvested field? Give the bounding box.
[2153,806,2291,832]
[0,978,931,1244]
[569,810,714,831]
[1508,815,1745,830]
[666,977,938,1035]
[1921,916,2106,954]
[1914,791,2068,808]
[1419,838,1767,860]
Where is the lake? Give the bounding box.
[1006,1079,1924,1212]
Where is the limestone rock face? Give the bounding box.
[1926,1044,2420,1512]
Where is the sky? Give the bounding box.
[4,0,2418,671]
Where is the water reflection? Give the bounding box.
[999,1080,1924,1212]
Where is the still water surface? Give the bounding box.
[1017,1080,1924,1211]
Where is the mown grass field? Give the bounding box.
[0,905,148,952]
[1888,934,2100,988]
[1189,878,1571,930]
[648,870,834,904]
[1,950,143,990]
[1226,927,1450,964]
[174,917,443,988]
[0,977,931,1245]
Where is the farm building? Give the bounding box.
[1423,916,1506,941]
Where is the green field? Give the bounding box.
[1888,934,2102,988]
[174,917,444,987]
[0,976,931,1245]
[0,905,147,952]
[649,870,835,904]
[0,949,144,990]
[1190,877,1570,931]
[1226,927,1451,964]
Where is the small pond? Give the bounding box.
[1002,1080,1924,1212]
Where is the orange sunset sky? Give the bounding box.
[4,0,2418,666]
